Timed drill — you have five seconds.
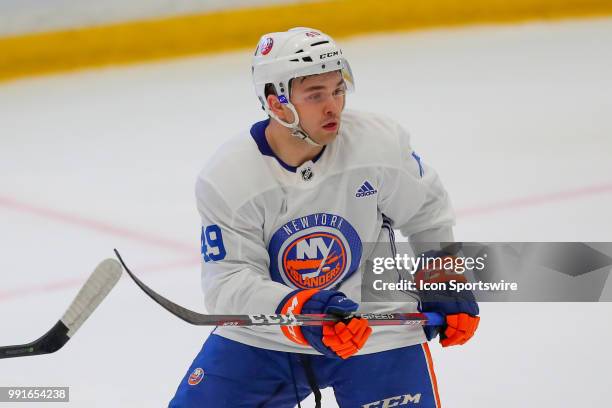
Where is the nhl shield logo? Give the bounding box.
[268,213,362,290]
[188,368,205,386]
[301,166,313,181]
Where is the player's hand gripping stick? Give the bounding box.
[278,289,373,359]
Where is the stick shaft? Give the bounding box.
[190,312,442,327]
[114,249,444,327]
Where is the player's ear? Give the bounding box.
[266,93,296,124]
[266,94,284,117]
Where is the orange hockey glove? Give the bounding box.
[277,289,372,359]
[439,313,480,347]
[415,250,480,347]
[322,318,372,359]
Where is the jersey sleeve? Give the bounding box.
[196,176,293,315]
[378,121,456,240]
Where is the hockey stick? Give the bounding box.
[0,259,122,359]
[114,249,444,327]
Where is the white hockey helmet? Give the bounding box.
[252,27,354,146]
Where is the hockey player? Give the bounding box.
[170,27,479,408]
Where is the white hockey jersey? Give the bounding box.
[196,110,455,354]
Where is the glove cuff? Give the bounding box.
[277,289,319,346]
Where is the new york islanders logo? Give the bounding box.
[283,232,346,288]
[188,368,204,385]
[260,37,274,55]
[269,213,362,290]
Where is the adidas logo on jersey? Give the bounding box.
[356,181,378,198]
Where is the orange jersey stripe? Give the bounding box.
[422,343,442,408]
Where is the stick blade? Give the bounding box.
[61,258,122,337]
[0,258,122,359]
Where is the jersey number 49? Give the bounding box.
[201,225,226,262]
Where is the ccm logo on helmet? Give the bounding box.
[320,51,340,60]
[362,393,422,407]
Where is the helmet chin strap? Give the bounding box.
[268,103,322,147]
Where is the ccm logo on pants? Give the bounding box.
[362,393,422,407]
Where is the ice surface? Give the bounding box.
[1,18,611,407]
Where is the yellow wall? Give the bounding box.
[1,0,611,82]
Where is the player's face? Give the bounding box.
[290,71,346,145]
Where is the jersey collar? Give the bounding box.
[250,119,326,173]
